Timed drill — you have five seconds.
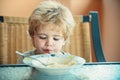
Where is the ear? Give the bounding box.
[31,36,35,47]
[62,40,66,46]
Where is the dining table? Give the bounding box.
[0,62,120,80]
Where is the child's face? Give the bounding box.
[32,25,65,54]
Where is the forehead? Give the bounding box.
[37,23,65,34]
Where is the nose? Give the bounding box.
[45,38,53,47]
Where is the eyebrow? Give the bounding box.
[38,33,46,35]
[53,34,63,37]
[38,33,63,37]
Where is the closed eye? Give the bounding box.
[38,34,47,39]
[53,38,59,41]
[53,37,61,41]
[39,36,47,39]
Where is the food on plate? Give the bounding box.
[23,53,85,69]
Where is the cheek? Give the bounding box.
[55,40,65,49]
[32,37,44,47]
[36,40,45,46]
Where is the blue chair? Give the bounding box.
[82,11,106,62]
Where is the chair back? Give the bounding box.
[0,11,105,64]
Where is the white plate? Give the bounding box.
[23,53,86,75]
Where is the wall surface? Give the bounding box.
[0,0,44,17]
[0,0,120,61]
[102,0,120,61]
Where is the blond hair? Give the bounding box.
[28,0,75,44]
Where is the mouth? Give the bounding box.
[44,49,53,53]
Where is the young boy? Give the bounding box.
[16,1,86,80]
[17,0,75,63]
